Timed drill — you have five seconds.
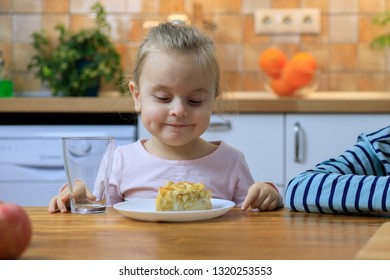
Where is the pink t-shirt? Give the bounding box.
[106,139,254,207]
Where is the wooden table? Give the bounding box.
[21,207,390,260]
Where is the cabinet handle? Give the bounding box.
[293,122,303,163]
[208,119,232,131]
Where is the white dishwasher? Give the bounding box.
[0,113,137,206]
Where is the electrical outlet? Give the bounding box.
[277,10,300,33]
[254,9,277,34]
[299,9,320,33]
[254,8,320,34]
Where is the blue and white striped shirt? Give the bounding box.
[285,125,390,213]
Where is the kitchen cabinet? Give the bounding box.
[202,115,284,187]
[139,113,390,199]
[285,114,390,185]
[137,114,285,188]
[2,92,390,206]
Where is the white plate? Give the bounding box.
[113,198,235,222]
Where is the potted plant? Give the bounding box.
[27,2,123,97]
[370,10,390,50]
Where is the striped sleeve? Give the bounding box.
[285,126,390,213]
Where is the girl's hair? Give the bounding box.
[132,23,221,97]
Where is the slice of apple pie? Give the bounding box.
[156,181,212,211]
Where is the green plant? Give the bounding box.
[370,10,390,49]
[28,2,124,96]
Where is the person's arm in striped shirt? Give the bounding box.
[285,126,390,214]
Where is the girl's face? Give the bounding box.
[130,51,216,147]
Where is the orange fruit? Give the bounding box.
[282,60,315,90]
[269,78,295,96]
[291,51,317,71]
[259,47,287,78]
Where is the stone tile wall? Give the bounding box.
[1,0,390,94]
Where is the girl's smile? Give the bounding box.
[165,123,191,127]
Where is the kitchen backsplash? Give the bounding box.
[1,0,390,94]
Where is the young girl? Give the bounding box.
[48,23,281,214]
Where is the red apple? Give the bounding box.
[0,201,32,259]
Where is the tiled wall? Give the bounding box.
[1,0,390,94]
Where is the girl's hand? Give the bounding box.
[48,180,96,214]
[241,182,281,211]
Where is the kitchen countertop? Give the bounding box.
[21,206,390,260]
[1,91,390,113]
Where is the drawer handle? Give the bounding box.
[208,119,232,131]
[293,122,303,163]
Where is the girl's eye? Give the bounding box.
[187,99,204,106]
[154,95,171,102]
[187,94,206,106]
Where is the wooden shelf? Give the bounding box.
[2,92,390,113]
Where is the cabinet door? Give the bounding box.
[138,114,285,187]
[202,114,284,187]
[285,114,390,185]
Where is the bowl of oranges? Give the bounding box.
[259,47,317,97]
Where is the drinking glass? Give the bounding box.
[62,137,114,214]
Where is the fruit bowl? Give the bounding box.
[264,79,318,97]
[259,48,318,97]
